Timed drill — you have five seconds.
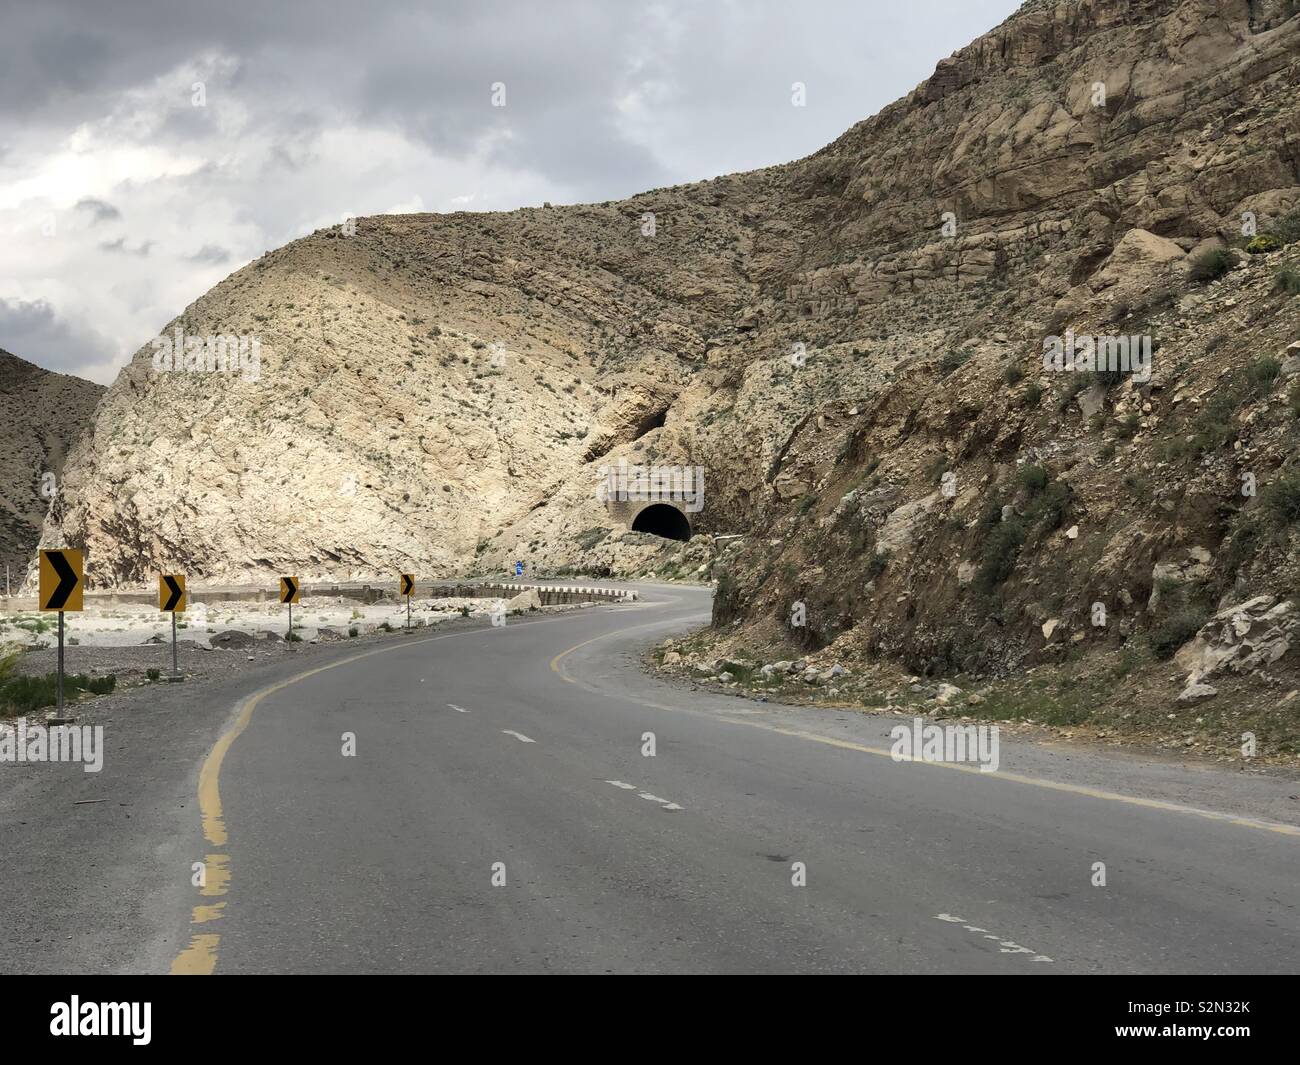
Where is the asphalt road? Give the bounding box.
[3,583,1298,974]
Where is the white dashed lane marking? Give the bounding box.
[448,704,471,713]
[605,780,682,811]
[934,913,1053,963]
[501,729,535,743]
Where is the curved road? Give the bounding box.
[3,582,1298,974]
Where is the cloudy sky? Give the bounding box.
[0,0,1019,384]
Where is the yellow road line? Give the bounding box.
[169,611,602,975]
[550,630,1300,840]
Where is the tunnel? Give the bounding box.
[631,503,691,541]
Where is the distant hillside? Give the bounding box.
[0,350,103,588]
[34,0,1300,684]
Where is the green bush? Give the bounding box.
[1245,235,1280,254]
[975,520,1026,594]
[1028,479,1072,533]
[1267,209,1300,247]
[866,552,890,581]
[1021,382,1042,408]
[718,660,755,684]
[1005,365,1024,386]
[1187,248,1235,283]
[0,672,116,714]
[1260,470,1300,527]
[146,668,161,682]
[1223,516,1264,578]
[1150,610,1209,660]
[1274,265,1300,295]
[1246,356,1281,397]
[1017,464,1050,495]
[0,644,20,685]
[1159,381,1243,462]
[940,350,971,375]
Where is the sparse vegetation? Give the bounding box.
[1260,469,1300,528]
[1245,235,1280,254]
[1246,356,1281,397]
[1150,609,1209,660]
[0,672,116,716]
[1187,247,1235,283]
[1274,265,1300,295]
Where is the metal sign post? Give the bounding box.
[57,612,64,718]
[40,549,83,725]
[400,574,415,631]
[159,574,186,682]
[279,577,300,643]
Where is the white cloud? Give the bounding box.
[0,0,1022,383]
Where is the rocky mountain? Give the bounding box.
[33,0,1300,739]
[0,350,104,588]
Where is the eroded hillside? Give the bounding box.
[0,350,103,584]
[34,0,1300,740]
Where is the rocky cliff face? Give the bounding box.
[35,0,1300,714]
[0,350,103,585]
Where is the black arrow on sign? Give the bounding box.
[401,575,414,596]
[162,575,183,611]
[282,577,298,603]
[46,551,79,610]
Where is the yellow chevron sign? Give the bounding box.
[159,574,187,612]
[39,549,84,612]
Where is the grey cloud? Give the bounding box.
[187,244,231,264]
[98,237,153,256]
[0,297,112,377]
[0,0,1022,382]
[75,197,121,223]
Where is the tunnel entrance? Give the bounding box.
[631,503,691,541]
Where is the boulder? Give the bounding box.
[1149,547,1212,609]
[935,682,963,705]
[876,493,940,556]
[1175,596,1298,684]
[1089,228,1186,293]
[506,587,542,612]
